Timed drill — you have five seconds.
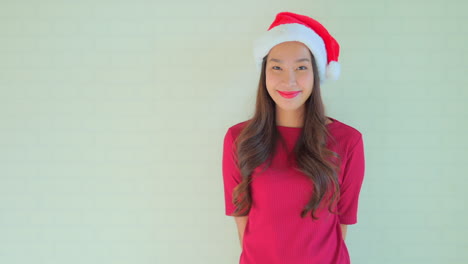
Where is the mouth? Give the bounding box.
[278,90,301,98]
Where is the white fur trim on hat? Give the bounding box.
[326,61,341,81]
[253,23,328,83]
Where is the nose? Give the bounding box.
[285,69,297,86]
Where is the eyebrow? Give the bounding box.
[268,58,310,63]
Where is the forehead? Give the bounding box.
[267,41,311,61]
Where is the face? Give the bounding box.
[265,41,314,114]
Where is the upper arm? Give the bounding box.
[222,128,243,216]
[234,216,248,228]
[338,135,366,225]
[340,224,348,240]
[234,216,249,238]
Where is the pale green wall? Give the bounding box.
[0,1,467,263]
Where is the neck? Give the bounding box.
[275,106,305,128]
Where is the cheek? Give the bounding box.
[298,75,314,95]
[265,74,279,89]
[298,73,314,84]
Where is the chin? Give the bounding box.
[276,104,303,111]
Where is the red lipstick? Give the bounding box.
[278,90,301,98]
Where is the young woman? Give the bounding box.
[222,12,366,264]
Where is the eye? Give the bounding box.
[272,66,281,70]
[298,66,308,70]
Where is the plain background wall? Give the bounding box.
[0,0,467,263]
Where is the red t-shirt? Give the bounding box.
[222,117,365,264]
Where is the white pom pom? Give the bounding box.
[326,61,341,81]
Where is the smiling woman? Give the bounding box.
[265,41,315,127]
[222,11,365,264]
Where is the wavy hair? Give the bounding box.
[231,50,343,220]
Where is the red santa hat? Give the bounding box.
[253,12,341,84]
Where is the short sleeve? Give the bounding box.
[222,128,243,216]
[338,135,366,225]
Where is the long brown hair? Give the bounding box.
[231,50,343,220]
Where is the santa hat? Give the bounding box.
[253,12,341,84]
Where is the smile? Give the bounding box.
[278,90,301,98]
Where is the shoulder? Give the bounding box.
[225,120,250,140]
[328,117,363,154]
